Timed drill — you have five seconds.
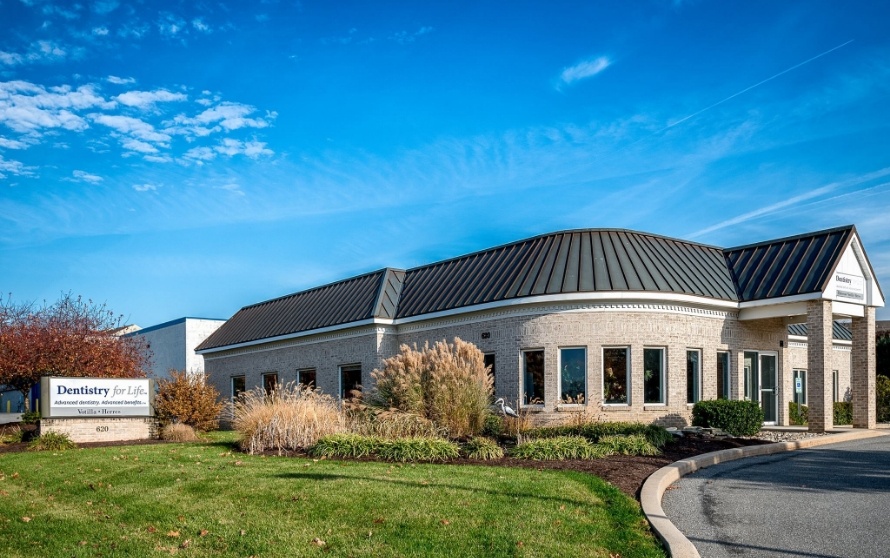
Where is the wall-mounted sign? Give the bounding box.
[834,272,865,302]
[40,377,154,418]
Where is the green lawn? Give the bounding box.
[0,432,666,557]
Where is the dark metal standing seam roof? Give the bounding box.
[196,269,404,351]
[394,229,738,319]
[787,322,853,341]
[724,226,854,302]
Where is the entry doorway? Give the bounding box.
[744,351,778,424]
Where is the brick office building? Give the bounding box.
[197,225,884,432]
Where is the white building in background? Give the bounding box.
[125,317,225,379]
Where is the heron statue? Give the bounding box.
[493,397,520,418]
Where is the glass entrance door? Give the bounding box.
[759,354,777,424]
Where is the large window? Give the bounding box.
[340,364,362,400]
[484,353,496,391]
[523,350,545,405]
[743,351,759,401]
[603,347,629,405]
[686,350,701,404]
[298,368,317,389]
[262,372,278,396]
[644,348,665,404]
[793,369,807,406]
[717,352,730,400]
[560,347,586,404]
[231,376,246,402]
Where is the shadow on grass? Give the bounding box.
[275,469,618,509]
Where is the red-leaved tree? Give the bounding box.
[0,293,150,408]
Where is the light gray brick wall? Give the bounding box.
[41,418,157,443]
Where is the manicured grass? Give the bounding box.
[0,432,666,557]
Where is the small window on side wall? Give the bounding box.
[483,353,496,391]
[231,376,246,402]
[522,350,545,405]
[263,373,278,396]
[603,347,629,405]
[298,368,317,389]
[340,364,362,400]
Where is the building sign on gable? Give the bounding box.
[834,272,865,302]
[40,377,154,418]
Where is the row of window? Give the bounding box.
[521,347,715,406]
[230,365,362,401]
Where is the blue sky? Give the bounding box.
[2,0,890,325]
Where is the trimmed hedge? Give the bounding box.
[692,399,762,436]
[834,402,852,425]
[788,401,853,426]
[309,434,460,462]
[789,402,808,425]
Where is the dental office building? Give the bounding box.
[197,225,883,432]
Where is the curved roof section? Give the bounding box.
[724,225,853,302]
[395,229,737,319]
[196,269,404,351]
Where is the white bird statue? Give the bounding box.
[494,397,520,418]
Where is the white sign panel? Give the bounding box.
[834,272,864,302]
[44,377,153,418]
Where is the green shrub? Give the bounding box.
[481,414,504,437]
[21,411,40,424]
[789,402,809,425]
[692,400,762,436]
[511,436,604,460]
[375,437,460,462]
[369,338,493,438]
[310,433,382,459]
[28,432,76,451]
[596,434,660,456]
[154,370,224,432]
[878,375,890,422]
[462,437,504,460]
[834,402,852,425]
[233,382,344,455]
[526,421,672,449]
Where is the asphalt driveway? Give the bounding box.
[661,434,890,558]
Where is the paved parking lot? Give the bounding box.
[662,434,890,557]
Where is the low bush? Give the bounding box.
[879,375,890,422]
[511,436,603,460]
[0,426,24,444]
[834,402,852,425]
[376,437,460,462]
[28,432,76,451]
[481,414,503,437]
[596,434,660,456]
[234,382,344,455]
[462,437,504,460]
[346,408,445,439]
[21,411,40,424]
[789,402,809,425]
[526,421,673,449]
[161,423,199,442]
[310,433,381,459]
[154,370,224,432]
[692,399,762,436]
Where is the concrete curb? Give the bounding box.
[640,428,889,558]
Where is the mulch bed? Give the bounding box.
[0,422,769,499]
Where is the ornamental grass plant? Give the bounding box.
[160,422,200,442]
[370,338,493,438]
[233,382,344,455]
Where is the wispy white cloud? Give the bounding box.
[0,154,37,178]
[0,51,24,66]
[121,138,159,153]
[557,56,611,89]
[0,137,29,149]
[92,0,119,15]
[170,102,276,135]
[115,89,187,109]
[92,27,109,37]
[132,183,158,192]
[192,18,211,33]
[89,113,171,144]
[107,76,136,85]
[71,169,103,183]
[215,138,273,159]
[390,26,433,44]
[157,13,186,37]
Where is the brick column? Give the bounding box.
[851,307,877,429]
[806,300,834,433]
